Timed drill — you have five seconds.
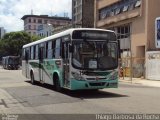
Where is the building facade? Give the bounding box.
[72,0,94,28]
[37,24,53,37]
[96,0,160,57]
[21,15,71,36]
[0,27,6,39]
[95,0,160,77]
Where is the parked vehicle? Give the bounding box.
[2,56,20,70]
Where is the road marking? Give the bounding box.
[0,99,9,108]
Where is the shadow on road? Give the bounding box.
[25,80,128,99]
[64,90,128,100]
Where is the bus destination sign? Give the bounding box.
[72,30,116,41]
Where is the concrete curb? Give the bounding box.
[119,78,160,88]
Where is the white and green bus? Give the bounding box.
[22,28,118,91]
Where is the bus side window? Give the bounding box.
[39,43,45,60]
[52,40,56,58]
[62,42,65,59]
[48,41,53,59]
[35,45,39,59]
[55,39,61,59]
[31,46,34,60]
[45,42,48,59]
[33,46,36,59]
[29,47,31,60]
[62,42,69,59]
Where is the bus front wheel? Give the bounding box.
[53,75,61,92]
[30,72,35,85]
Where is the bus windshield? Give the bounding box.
[72,40,118,70]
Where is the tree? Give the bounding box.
[31,35,43,42]
[0,31,32,57]
[0,31,43,60]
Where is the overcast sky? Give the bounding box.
[0,0,72,32]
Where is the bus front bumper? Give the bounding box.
[70,79,118,90]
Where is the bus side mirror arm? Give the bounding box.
[69,44,73,53]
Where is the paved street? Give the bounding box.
[0,67,160,119]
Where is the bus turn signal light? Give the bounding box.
[55,60,61,67]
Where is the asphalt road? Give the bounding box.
[0,67,160,119]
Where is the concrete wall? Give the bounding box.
[131,0,146,57]
[97,0,120,9]
[82,0,94,28]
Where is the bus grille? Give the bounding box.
[89,82,106,86]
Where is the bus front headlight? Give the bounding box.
[108,71,118,80]
[71,72,85,80]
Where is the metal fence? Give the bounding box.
[119,57,145,79]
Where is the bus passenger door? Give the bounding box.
[62,42,70,87]
[39,47,44,83]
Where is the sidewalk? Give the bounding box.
[119,77,160,88]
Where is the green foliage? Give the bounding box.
[31,35,43,41]
[0,31,41,58]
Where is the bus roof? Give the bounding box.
[2,56,20,59]
[2,56,19,58]
[23,28,114,48]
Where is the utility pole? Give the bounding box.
[129,32,133,83]
[116,32,132,82]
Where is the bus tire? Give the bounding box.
[91,89,99,92]
[30,71,35,85]
[53,75,61,92]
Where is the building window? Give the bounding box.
[101,12,106,19]
[28,25,31,30]
[115,8,121,15]
[38,19,42,23]
[73,0,76,6]
[110,24,131,51]
[116,24,130,40]
[110,10,115,16]
[135,0,141,8]
[123,5,129,12]
[73,8,76,14]
[99,0,141,20]
[34,19,36,23]
[28,19,31,23]
[129,3,134,10]
[44,20,48,24]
